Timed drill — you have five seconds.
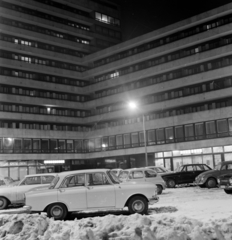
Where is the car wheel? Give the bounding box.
[128,196,148,215]
[156,185,163,195]
[224,189,232,194]
[0,197,8,210]
[167,179,176,188]
[47,203,68,220]
[205,178,217,188]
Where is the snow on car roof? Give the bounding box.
[55,169,110,176]
[24,173,57,178]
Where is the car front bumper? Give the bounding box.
[148,196,159,205]
[219,184,232,189]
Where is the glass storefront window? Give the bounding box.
[164,151,172,157]
[192,155,202,164]
[173,150,181,156]
[154,159,164,167]
[173,157,182,170]
[214,154,222,166]
[224,145,232,152]
[74,140,82,152]
[102,137,109,150]
[139,131,145,146]
[202,147,212,154]
[10,167,18,181]
[19,167,27,180]
[185,124,194,141]
[29,166,36,175]
[89,139,94,152]
[182,157,192,165]
[109,136,115,150]
[155,152,163,158]
[203,155,213,168]
[213,146,223,153]
[0,168,8,177]
[225,153,232,161]
[95,138,102,151]
[175,126,184,142]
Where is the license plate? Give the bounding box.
[220,185,226,189]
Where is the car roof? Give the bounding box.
[24,173,57,178]
[55,168,110,177]
[222,161,232,164]
[123,168,153,171]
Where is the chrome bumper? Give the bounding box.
[149,196,159,205]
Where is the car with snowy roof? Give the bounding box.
[195,161,232,188]
[144,166,173,175]
[0,173,56,210]
[162,164,212,188]
[118,168,166,194]
[25,169,159,220]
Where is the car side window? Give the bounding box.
[0,180,5,186]
[41,176,55,184]
[221,165,227,170]
[195,165,203,171]
[23,176,41,185]
[227,164,232,170]
[186,166,194,171]
[144,170,157,178]
[87,173,110,186]
[131,171,144,179]
[62,174,85,188]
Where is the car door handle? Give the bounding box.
[86,186,93,190]
[59,188,65,192]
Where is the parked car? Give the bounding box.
[145,166,172,175]
[162,164,212,188]
[195,161,232,188]
[25,169,159,220]
[0,173,56,210]
[217,173,232,194]
[118,168,166,194]
[0,176,17,187]
[110,168,123,177]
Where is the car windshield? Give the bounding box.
[49,175,59,189]
[4,177,14,185]
[107,171,120,184]
[214,163,222,170]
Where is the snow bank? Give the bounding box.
[0,213,232,240]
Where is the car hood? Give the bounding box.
[197,169,218,178]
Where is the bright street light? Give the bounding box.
[127,101,148,166]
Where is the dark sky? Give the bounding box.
[110,0,232,41]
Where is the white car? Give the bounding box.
[118,168,166,194]
[110,168,123,176]
[0,173,56,210]
[25,169,159,220]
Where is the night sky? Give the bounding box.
[110,0,232,41]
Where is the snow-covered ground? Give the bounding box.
[0,187,232,239]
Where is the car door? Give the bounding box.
[179,166,195,184]
[86,172,115,209]
[57,173,87,211]
[16,176,43,203]
[220,163,232,176]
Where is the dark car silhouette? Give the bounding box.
[218,173,232,194]
[162,164,212,188]
[195,161,232,188]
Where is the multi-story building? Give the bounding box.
[1,1,232,179]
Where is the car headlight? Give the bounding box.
[217,178,220,184]
[229,178,232,185]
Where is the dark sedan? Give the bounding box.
[217,173,232,194]
[162,164,212,188]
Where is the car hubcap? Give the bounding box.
[133,201,144,211]
[208,180,215,188]
[52,206,62,217]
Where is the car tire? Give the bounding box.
[47,203,68,220]
[156,185,163,195]
[205,178,217,188]
[167,179,176,188]
[0,197,8,210]
[128,196,148,215]
[224,189,232,194]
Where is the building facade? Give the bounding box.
[1,1,232,179]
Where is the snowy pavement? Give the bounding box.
[0,186,231,239]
